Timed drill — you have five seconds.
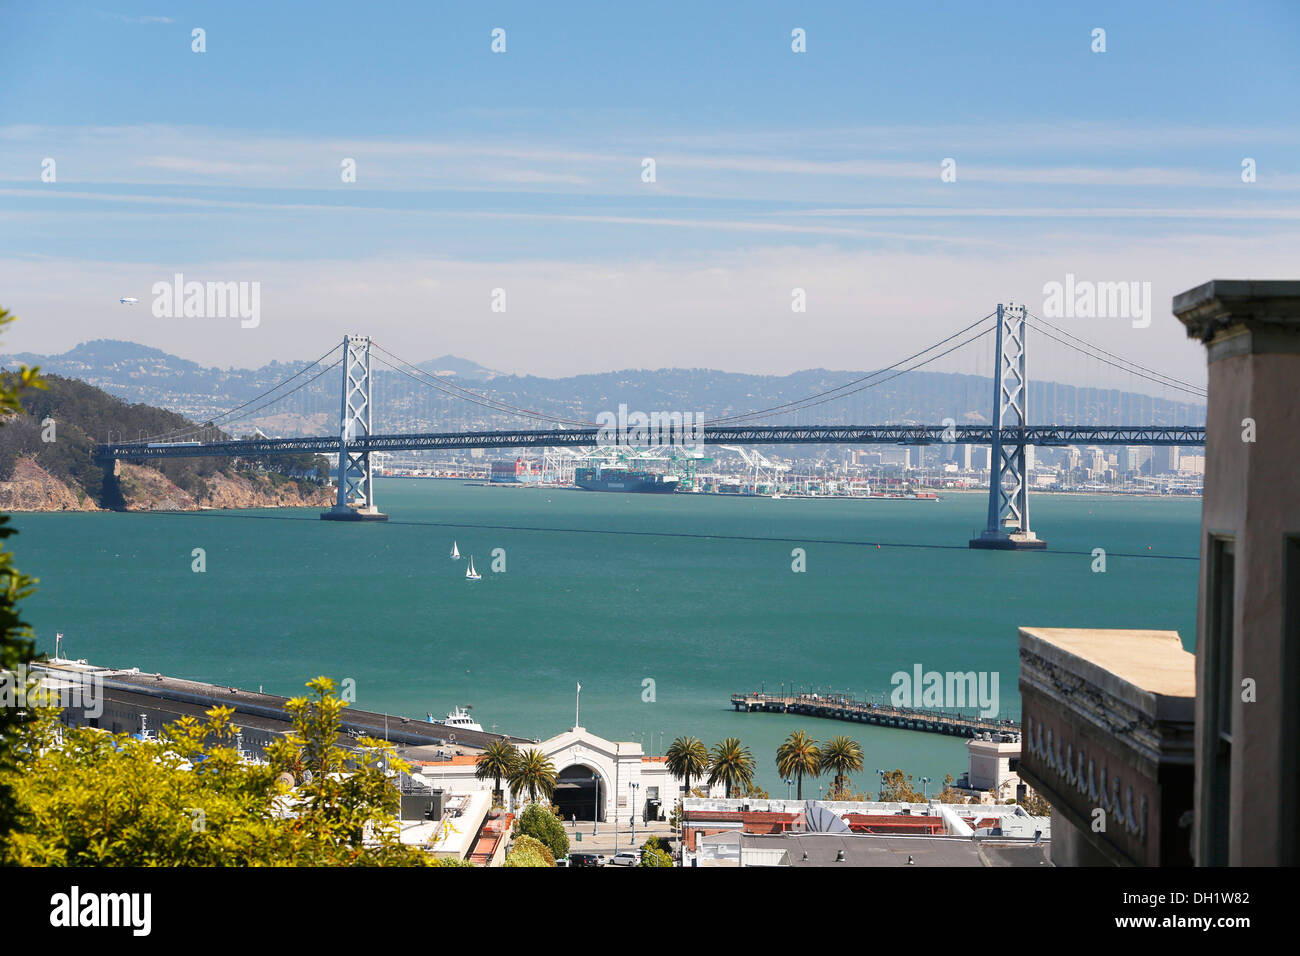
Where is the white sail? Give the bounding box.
[466,556,480,580]
[450,540,460,559]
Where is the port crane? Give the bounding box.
[718,445,789,494]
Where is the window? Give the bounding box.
[1201,535,1234,866]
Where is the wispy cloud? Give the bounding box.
[103,13,174,25]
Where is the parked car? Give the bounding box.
[554,857,569,867]
[568,852,601,867]
[609,851,638,866]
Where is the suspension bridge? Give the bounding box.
[93,303,1206,548]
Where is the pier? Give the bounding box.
[730,692,1019,738]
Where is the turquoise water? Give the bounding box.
[10,482,1200,794]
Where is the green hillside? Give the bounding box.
[0,372,330,508]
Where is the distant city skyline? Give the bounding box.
[3,1,1298,385]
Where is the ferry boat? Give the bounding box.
[433,706,483,733]
[465,556,481,580]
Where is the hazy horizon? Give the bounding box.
[5,1,1297,390]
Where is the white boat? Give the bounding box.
[450,540,460,559]
[436,706,483,733]
[465,556,481,580]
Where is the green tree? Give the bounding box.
[475,740,519,803]
[513,802,569,860]
[0,305,43,844]
[665,735,708,795]
[707,737,755,798]
[504,833,554,867]
[818,735,864,798]
[2,677,434,866]
[640,846,673,867]
[507,748,557,804]
[776,730,821,799]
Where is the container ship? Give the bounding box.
[574,465,679,493]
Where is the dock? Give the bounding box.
[730,692,1019,738]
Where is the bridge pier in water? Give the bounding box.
[970,302,1045,551]
[321,334,388,522]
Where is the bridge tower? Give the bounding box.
[321,334,388,522]
[970,303,1044,550]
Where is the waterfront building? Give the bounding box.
[408,725,723,823]
[40,659,527,756]
[956,731,1023,800]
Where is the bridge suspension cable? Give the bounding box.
[369,314,1002,429]
[368,342,593,427]
[707,311,998,425]
[1023,311,1207,399]
[136,344,344,443]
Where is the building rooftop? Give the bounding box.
[1019,628,1195,722]
[38,660,531,749]
[740,833,1051,868]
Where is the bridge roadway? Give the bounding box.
[96,423,1206,461]
[731,692,1020,739]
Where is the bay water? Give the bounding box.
[11,482,1200,795]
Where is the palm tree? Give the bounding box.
[507,748,557,805]
[664,736,709,795]
[818,735,864,797]
[475,740,519,802]
[707,737,756,798]
[776,731,821,799]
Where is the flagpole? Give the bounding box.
[575,682,581,729]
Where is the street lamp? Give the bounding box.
[876,768,887,800]
[784,777,793,799]
[630,782,639,845]
[921,776,932,800]
[592,772,600,836]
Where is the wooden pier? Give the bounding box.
[730,692,1019,738]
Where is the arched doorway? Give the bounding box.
[552,765,605,822]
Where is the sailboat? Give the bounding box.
[450,540,460,560]
[465,556,481,581]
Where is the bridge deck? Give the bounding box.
[97,424,1206,461]
[730,692,1019,739]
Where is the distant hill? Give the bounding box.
[0,371,331,510]
[415,354,500,381]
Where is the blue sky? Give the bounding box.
[1,0,1297,387]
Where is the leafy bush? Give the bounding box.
[640,846,673,867]
[504,833,555,867]
[0,677,438,866]
[642,834,672,855]
[512,802,569,860]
